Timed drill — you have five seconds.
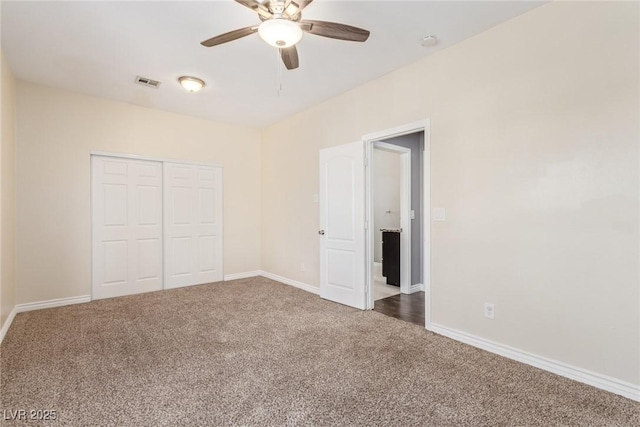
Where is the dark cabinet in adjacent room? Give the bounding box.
[381,230,400,287]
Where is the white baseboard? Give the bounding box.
[424,282,432,329]
[224,271,261,281]
[409,283,424,293]
[15,295,91,313]
[1,295,90,345]
[430,323,640,402]
[0,306,17,345]
[260,271,320,295]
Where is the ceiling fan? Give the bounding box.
[201,0,370,70]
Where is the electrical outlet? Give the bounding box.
[300,263,306,272]
[484,303,495,320]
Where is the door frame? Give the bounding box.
[91,151,222,168]
[363,119,431,330]
[371,141,412,296]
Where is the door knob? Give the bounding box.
[318,230,325,235]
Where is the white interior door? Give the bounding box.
[164,163,223,289]
[92,156,163,300]
[319,141,366,309]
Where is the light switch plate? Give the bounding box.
[410,210,415,220]
[433,208,446,221]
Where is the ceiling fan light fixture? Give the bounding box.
[258,18,303,48]
[178,76,205,93]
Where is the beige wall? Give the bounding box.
[1,50,17,330]
[261,1,639,385]
[16,83,261,304]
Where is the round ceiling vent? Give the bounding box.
[421,35,438,48]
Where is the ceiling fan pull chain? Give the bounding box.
[276,48,284,96]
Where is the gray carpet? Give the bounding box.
[1,277,638,426]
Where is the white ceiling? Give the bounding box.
[1,1,545,128]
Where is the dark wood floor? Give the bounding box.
[374,292,425,326]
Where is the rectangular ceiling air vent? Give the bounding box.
[134,75,161,88]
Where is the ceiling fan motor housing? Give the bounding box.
[270,2,285,15]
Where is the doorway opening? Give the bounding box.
[364,122,430,327]
[371,142,409,301]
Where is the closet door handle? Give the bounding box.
[318,230,325,235]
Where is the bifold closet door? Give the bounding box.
[164,163,223,289]
[92,156,163,300]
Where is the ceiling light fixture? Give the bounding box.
[258,18,303,48]
[178,76,205,93]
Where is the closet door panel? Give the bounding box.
[164,163,223,288]
[92,156,163,300]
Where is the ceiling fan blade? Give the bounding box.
[300,20,370,42]
[280,46,299,70]
[234,0,272,19]
[200,26,258,47]
[298,0,315,10]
